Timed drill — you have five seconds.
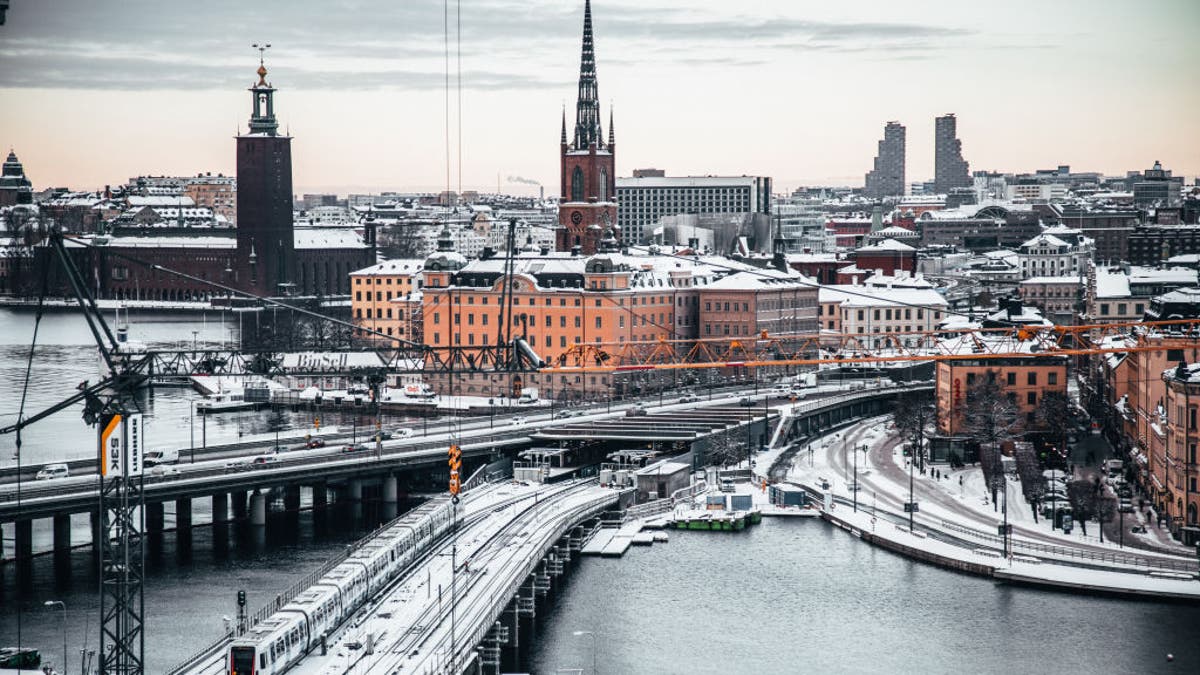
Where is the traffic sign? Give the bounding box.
[997,524,1012,535]
[904,502,920,513]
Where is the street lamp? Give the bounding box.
[572,630,597,675]
[45,600,66,675]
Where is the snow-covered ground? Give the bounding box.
[765,413,1199,596]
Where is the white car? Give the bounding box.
[36,463,69,480]
[511,416,527,427]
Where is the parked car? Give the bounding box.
[35,463,69,481]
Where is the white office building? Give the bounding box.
[616,175,772,245]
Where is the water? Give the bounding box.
[529,518,1200,675]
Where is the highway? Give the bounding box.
[0,386,785,522]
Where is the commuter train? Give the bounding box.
[227,497,458,675]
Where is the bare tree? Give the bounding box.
[1036,390,1072,468]
[1013,441,1045,522]
[705,429,745,468]
[379,223,430,260]
[894,393,935,471]
[964,375,1021,507]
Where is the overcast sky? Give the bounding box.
[1,0,1197,196]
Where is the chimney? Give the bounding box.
[571,245,582,257]
[540,245,550,256]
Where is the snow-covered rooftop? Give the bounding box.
[351,259,425,276]
[294,229,366,249]
[857,238,915,252]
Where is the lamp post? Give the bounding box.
[853,442,859,513]
[572,630,597,675]
[45,600,66,675]
[190,399,196,463]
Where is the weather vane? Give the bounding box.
[252,42,272,66]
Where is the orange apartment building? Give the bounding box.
[350,259,425,346]
[935,356,1068,436]
[414,247,818,399]
[420,250,715,399]
[1162,363,1200,544]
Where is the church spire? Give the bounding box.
[572,0,601,150]
[608,105,614,146]
[561,105,568,144]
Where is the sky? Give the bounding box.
[1,0,1197,197]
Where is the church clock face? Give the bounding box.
[570,210,583,225]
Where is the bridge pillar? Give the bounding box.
[381,474,399,520]
[90,509,102,555]
[249,491,267,526]
[231,491,248,520]
[15,519,33,561]
[146,501,165,533]
[284,485,302,512]
[211,493,229,524]
[347,479,363,502]
[176,498,193,529]
[53,514,72,555]
[311,482,328,509]
[382,474,399,504]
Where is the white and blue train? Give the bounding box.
[226,496,458,675]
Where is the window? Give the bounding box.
[1006,372,1016,386]
[1027,372,1037,386]
[595,317,602,329]
[1048,372,1057,385]
[1027,392,1037,405]
[571,166,585,202]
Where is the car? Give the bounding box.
[511,416,527,426]
[250,454,280,466]
[306,437,327,449]
[149,464,181,477]
[35,463,69,481]
[378,427,414,440]
[625,405,647,417]
[553,409,576,419]
[224,458,250,472]
[340,443,369,454]
[678,393,700,404]
[738,397,754,406]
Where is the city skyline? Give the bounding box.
[0,0,1197,195]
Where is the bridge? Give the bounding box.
[0,383,919,564]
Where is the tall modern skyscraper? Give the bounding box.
[556,0,617,254]
[236,57,295,293]
[864,121,906,199]
[934,114,971,195]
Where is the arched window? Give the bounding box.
[598,168,608,200]
[571,166,584,202]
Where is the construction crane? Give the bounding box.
[5,228,148,675]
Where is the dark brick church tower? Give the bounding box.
[236,53,295,295]
[556,0,617,254]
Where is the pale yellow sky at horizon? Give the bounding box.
[1,0,1197,196]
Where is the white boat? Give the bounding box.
[196,389,258,414]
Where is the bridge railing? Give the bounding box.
[457,489,620,666]
[937,519,1198,573]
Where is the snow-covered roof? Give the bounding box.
[874,225,918,237]
[126,195,195,207]
[351,259,425,276]
[294,229,366,249]
[1094,267,1131,298]
[1020,276,1084,285]
[696,267,811,292]
[1128,266,1197,286]
[1020,233,1069,249]
[819,285,947,308]
[857,238,915,252]
[72,235,236,249]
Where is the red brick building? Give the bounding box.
[556,0,617,255]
